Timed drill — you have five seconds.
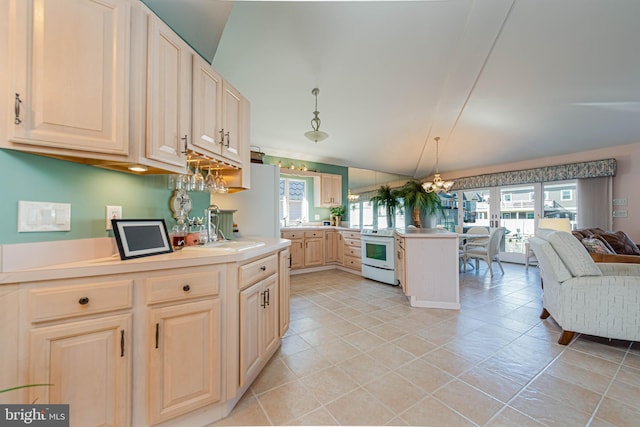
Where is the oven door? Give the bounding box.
[360,236,395,270]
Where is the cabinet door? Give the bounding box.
[191,55,223,157]
[262,276,280,357]
[221,81,242,164]
[279,250,291,337]
[29,314,131,427]
[290,239,305,269]
[304,238,324,267]
[149,298,222,424]
[8,0,130,155]
[395,239,407,293]
[239,281,262,387]
[146,12,191,167]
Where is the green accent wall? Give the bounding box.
[0,150,210,244]
[263,155,349,222]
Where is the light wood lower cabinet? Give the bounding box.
[304,231,325,267]
[29,314,132,427]
[325,230,343,264]
[25,278,134,427]
[148,299,222,424]
[239,274,278,388]
[279,249,291,337]
[342,230,362,271]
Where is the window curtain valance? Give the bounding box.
[450,158,616,191]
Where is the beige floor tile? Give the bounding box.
[366,341,416,366]
[485,406,546,427]
[544,357,615,394]
[509,387,593,426]
[337,352,392,385]
[325,387,395,426]
[285,407,339,426]
[281,347,332,377]
[368,322,408,341]
[623,352,640,371]
[208,394,270,426]
[278,333,312,356]
[459,365,525,403]
[363,372,427,413]
[432,379,504,425]
[616,364,640,387]
[297,326,340,347]
[300,365,360,404]
[525,372,601,414]
[343,329,386,352]
[315,337,362,364]
[421,347,477,377]
[256,380,322,425]
[391,333,438,357]
[395,358,454,393]
[604,377,640,409]
[593,396,640,427]
[250,357,298,395]
[399,396,476,426]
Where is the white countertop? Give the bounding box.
[0,237,290,285]
[394,228,458,238]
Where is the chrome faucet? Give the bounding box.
[205,204,221,243]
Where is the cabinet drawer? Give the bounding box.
[342,231,361,240]
[304,231,324,238]
[344,246,361,258]
[239,254,278,289]
[281,231,304,240]
[344,238,361,248]
[146,270,221,305]
[343,255,362,270]
[29,280,132,323]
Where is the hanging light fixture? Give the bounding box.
[304,88,329,143]
[423,137,454,193]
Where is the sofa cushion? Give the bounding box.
[542,230,602,277]
[529,237,573,282]
[582,237,615,255]
[598,231,640,256]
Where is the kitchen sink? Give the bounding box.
[183,240,266,253]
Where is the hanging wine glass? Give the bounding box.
[184,156,194,191]
[192,160,205,191]
[214,169,228,193]
[205,162,217,192]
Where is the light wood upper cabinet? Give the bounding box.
[5,0,130,156]
[314,173,343,207]
[221,81,243,164]
[191,54,223,157]
[145,10,191,168]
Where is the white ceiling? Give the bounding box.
[152,0,640,182]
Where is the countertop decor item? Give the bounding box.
[304,88,329,143]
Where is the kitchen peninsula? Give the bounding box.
[0,237,290,427]
[395,228,460,309]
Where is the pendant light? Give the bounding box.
[304,88,329,143]
[423,137,454,193]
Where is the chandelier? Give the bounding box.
[304,88,329,143]
[423,137,454,193]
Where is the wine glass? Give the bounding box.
[192,160,205,191]
[214,170,228,193]
[205,162,217,192]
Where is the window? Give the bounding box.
[561,189,573,201]
[502,193,512,202]
[279,178,308,225]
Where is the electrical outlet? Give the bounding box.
[106,205,123,230]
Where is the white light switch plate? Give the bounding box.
[18,201,71,232]
[613,210,628,218]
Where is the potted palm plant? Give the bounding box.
[370,185,401,228]
[398,180,443,228]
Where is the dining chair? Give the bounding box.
[463,227,505,277]
[463,226,489,250]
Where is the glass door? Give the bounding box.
[499,185,539,263]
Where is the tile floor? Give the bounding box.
[212,263,640,426]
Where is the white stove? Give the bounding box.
[360,228,396,285]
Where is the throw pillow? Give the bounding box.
[581,238,615,254]
[599,231,640,256]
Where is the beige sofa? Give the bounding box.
[529,228,640,345]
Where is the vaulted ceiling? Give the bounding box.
[147,0,640,182]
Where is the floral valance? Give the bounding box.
[450,158,616,191]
